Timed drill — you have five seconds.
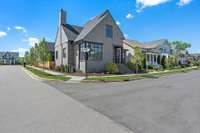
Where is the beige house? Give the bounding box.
[55,9,124,72]
[123,39,172,66]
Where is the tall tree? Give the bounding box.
[131,47,144,73]
[38,38,49,69]
[172,41,191,50]
[171,41,191,65]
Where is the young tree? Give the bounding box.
[168,56,176,68]
[161,55,167,69]
[29,47,36,65]
[131,47,144,73]
[38,38,49,69]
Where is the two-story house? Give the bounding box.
[55,9,124,73]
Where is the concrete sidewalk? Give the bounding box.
[0,66,134,133]
[27,65,85,83]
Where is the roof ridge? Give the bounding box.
[74,10,110,42]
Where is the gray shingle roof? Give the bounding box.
[74,10,110,42]
[62,10,122,42]
[62,24,83,41]
[143,39,169,48]
[124,39,144,48]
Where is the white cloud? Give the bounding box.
[7,27,11,31]
[116,21,120,26]
[136,0,170,12]
[177,0,193,6]
[126,13,134,19]
[23,37,39,47]
[12,48,28,57]
[15,26,27,33]
[0,31,7,38]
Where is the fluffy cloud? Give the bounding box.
[126,13,134,19]
[15,26,27,33]
[23,37,39,46]
[177,0,193,6]
[0,31,7,38]
[116,21,120,25]
[136,0,170,12]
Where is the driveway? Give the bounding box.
[0,66,133,133]
[45,70,200,133]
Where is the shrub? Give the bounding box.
[60,65,65,72]
[193,61,200,66]
[148,65,154,69]
[126,62,136,70]
[55,66,61,71]
[106,63,119,74]
[64,65,69,72]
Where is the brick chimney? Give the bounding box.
[59,9,66,25]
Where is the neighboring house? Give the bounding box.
[55,9,124,72]
[0,52,19,65]
[123,39,172,66]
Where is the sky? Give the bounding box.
[0,0,199,56]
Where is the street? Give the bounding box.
[0,66,132,133]
[46,69,200,133]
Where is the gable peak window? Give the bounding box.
[105,25,113,38]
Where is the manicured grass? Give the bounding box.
[87,66,200,82]
[25,66,70,81]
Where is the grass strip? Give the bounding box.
[87,66,200,82]
[25,66,70,81]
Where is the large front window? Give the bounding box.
[80,42,103,61]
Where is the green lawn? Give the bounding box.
[25,66,70,81]
[87,66,200,82]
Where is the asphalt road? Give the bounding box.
[46,70,200,133]
[0,66,133,133]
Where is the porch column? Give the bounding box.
[156,54,157,64]
[152,54,155,63]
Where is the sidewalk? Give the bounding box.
[27,65,85,83]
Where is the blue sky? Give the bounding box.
[0,0,199,56]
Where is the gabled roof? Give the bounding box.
[143,39,169,49]
[0,52,19,58]
[123,39,144,48]
[74,10,110,42]
[62,24,83,41]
